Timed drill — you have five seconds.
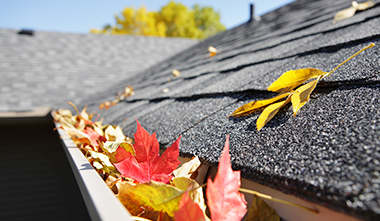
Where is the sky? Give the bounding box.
[0,0,295,34]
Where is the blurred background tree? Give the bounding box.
[90,1,226,39]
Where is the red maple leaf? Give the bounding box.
[114,120,181,183]
[206,135,247,221]
[174,189,205,221]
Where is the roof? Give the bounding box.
[79,0,380,219]
[0,28,197,112]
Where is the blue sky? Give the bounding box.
[0,0,294,33]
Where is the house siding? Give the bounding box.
[0,116,90,221]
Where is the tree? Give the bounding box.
[90,1,226,39]
[193,4,226,39]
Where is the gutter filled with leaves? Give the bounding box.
[53,104,315,221]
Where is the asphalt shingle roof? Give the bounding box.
[79,0,380,219]
[0,29,197,112]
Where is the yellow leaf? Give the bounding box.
[356,0,375,11]
[333,6,357,23]
[172,70,181,77]
[267,68,326,93]
[257,96,292,131]
[333,0,375,23]
[230,43,374,130]
[229,92,292,117]
[245,196,280,221]
[172,177,195,191]
[291,76,321,117]
[118,181,183,217]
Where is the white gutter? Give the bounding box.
[56,122,132,221]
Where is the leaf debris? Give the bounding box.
[99,85,134,110]
[172,69,181,77]
[208,46,217,57]
[333,0,375,23]
[55,103,318,220]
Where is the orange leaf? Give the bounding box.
[174,190,205,221]
[206,135,247,221]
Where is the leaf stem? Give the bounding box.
[239,188,319,214]
[326,43,375,77]
[68,101,80,116]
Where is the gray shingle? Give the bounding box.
[0,28,197,112]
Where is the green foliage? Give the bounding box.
[193,4,226,39]
[91,1,226,39]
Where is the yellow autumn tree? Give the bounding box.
[91,6,166,36]
[90,1,226,39]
